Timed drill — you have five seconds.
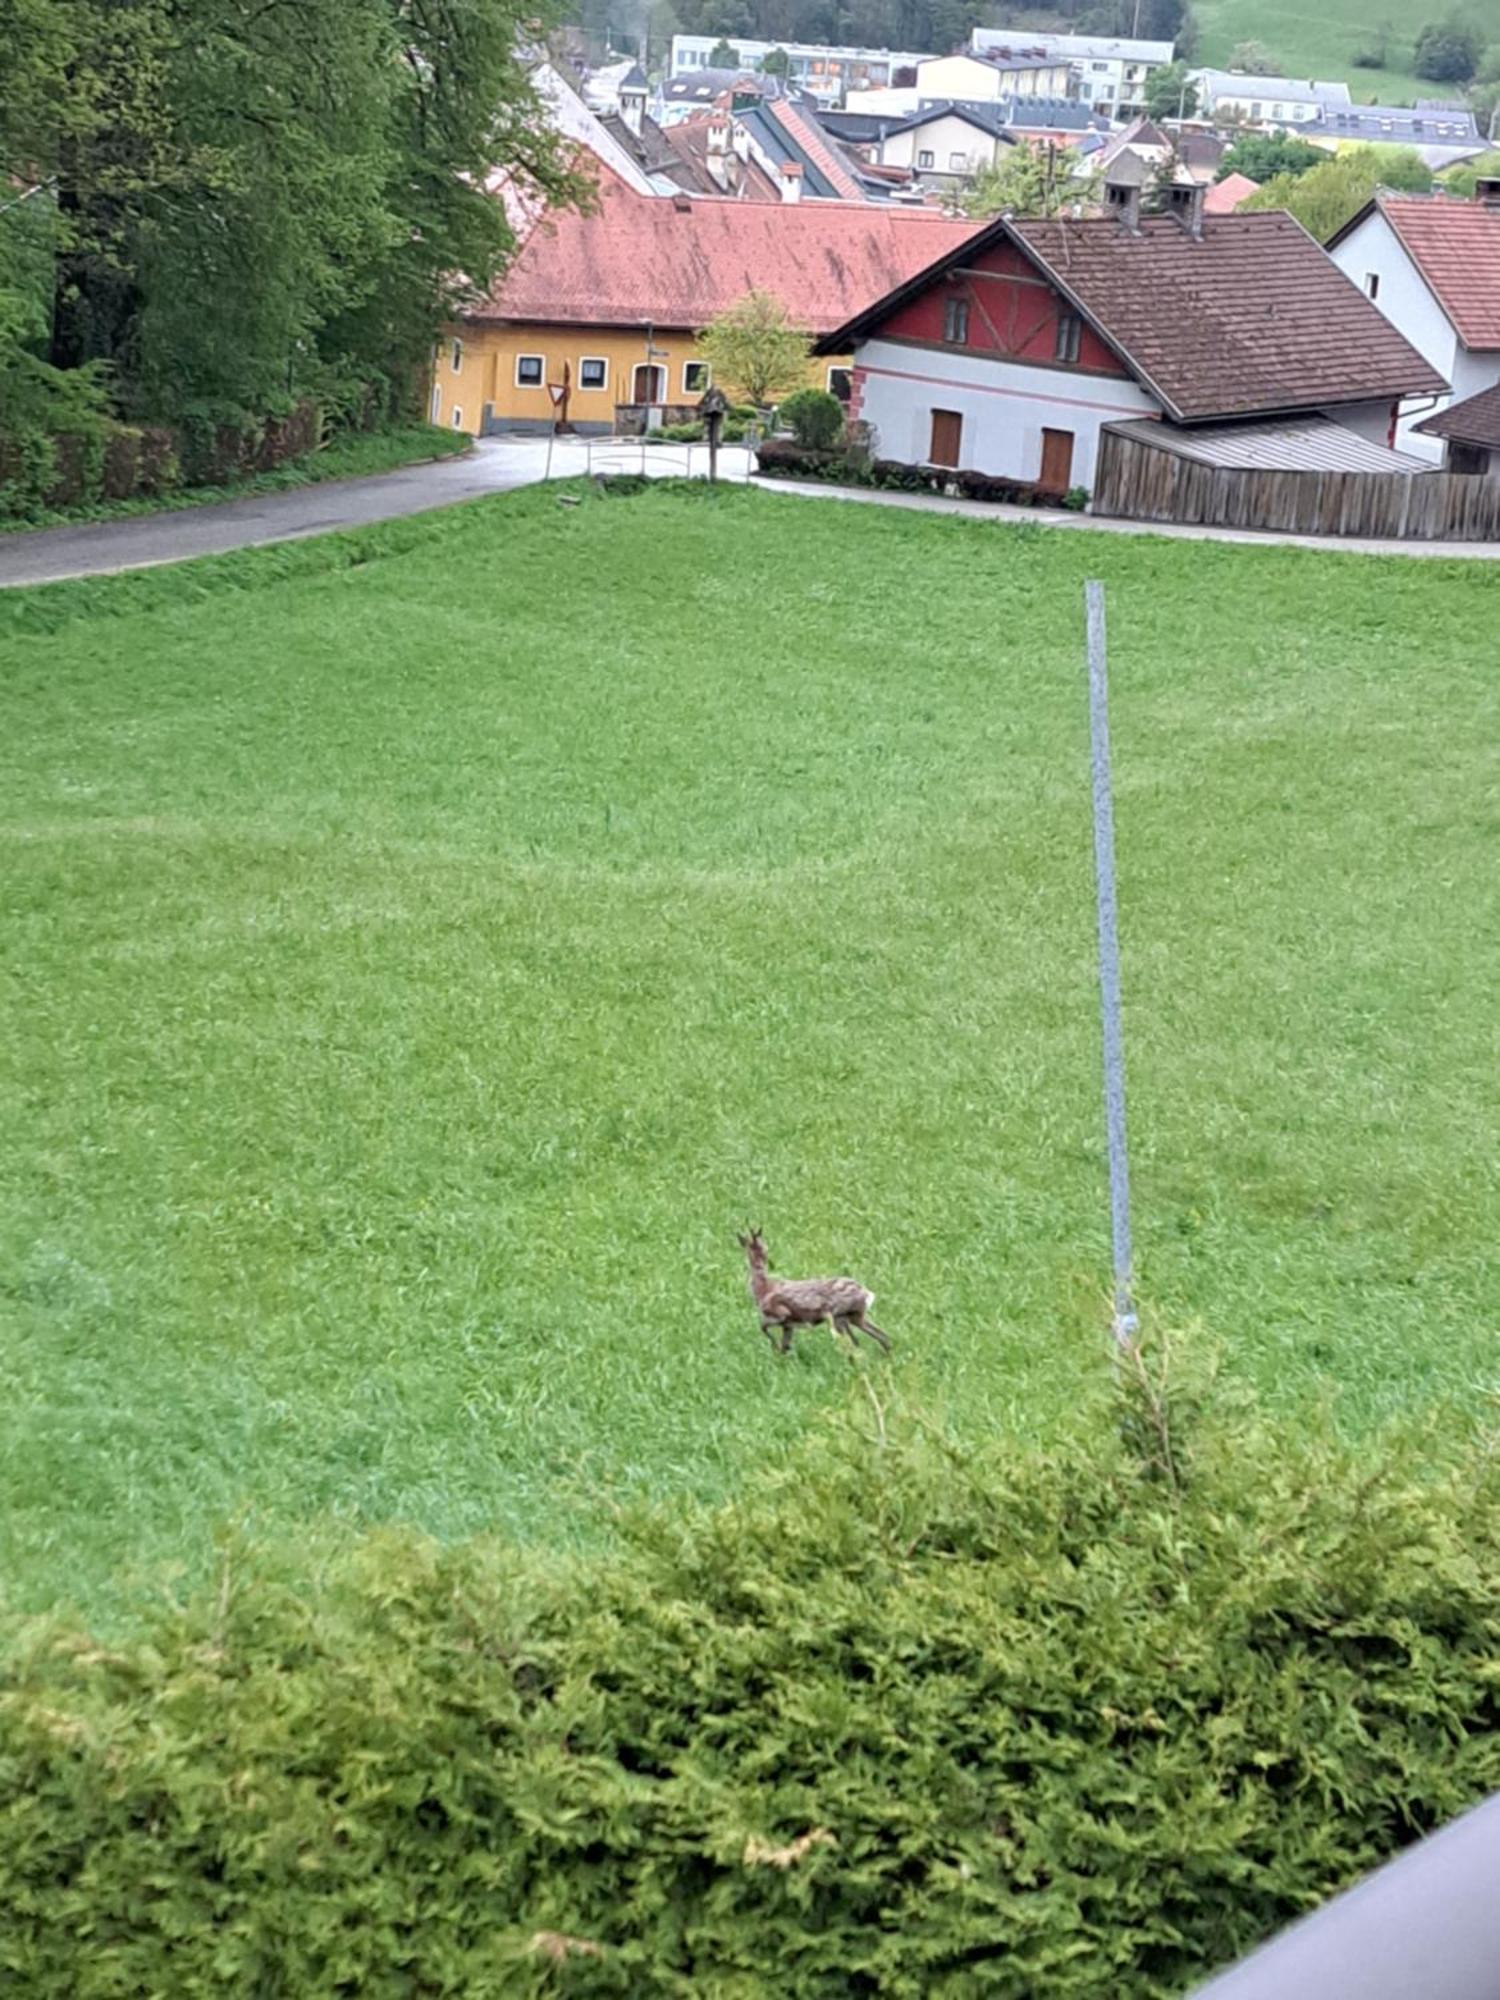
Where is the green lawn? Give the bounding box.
[3,483,1498,1622]
[1192,0,1500,103]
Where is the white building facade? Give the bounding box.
[1190,71,1350,125]
[1327,201,1498,461]
[972,30,1173,118]
[668,35,931,102]
[914,51,1077,103]
[852,335,1161,488]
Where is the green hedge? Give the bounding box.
[3,1367,1499,1995]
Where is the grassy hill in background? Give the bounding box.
[1191,0,1500,104]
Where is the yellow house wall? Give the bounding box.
[430,322,850,435]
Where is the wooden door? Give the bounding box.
[1040,427,1075,491]
[633,363,665,404]
[929,408,962,467]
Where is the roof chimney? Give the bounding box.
[1104,177,1141,233]
[706,110,730,155]
[1475,175,1500,207]
[1161,178,1206,238]
[779,159,804,203]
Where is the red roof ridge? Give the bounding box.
[1373,192,1500,351]
[767,98,865,201]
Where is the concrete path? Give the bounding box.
[4,432,1496,586]
[0,436,755,589]
[746,476,1500,561]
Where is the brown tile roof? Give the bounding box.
[1368,195,1500,351]
[465,169,981,334]
[817,209,1448,421]
[1415,381,1500,448]
[661,119,780,202]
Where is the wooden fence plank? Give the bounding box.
[1092,432,1500,543]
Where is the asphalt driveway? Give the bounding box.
[0,437,754,589]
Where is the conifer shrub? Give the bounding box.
[3,1359,1498,1996]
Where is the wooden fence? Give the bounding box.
[1093,430,1500,543]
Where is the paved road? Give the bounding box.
[0,437,754,589]
[748,476,1500,561]
[4,434,1496,586]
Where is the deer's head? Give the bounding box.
[737,1227,768,1268]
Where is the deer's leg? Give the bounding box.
[778,1323,794,1356]
[856,1314,891,1353]
[759,1319,780,1350]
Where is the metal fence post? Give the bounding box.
[1085,581,1138,1352]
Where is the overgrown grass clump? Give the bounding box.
[3,1371,1498,1995]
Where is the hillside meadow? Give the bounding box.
[1192,0,1500,102]
[2,480,1497,1623]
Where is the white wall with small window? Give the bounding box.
[578,357,609,391]
[515,353,545,387]
[1327,205,1462,461]
[851,334,1161,489]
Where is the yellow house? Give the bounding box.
[431,167,979,436]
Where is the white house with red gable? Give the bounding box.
[814,179,1446,495]
[1327,182,1500,466]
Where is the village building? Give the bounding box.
[1327,185,1500,462]
[812,177,1445,494]
[1415,383,1500,472]
[435,169,978,435]
[972,30,1173,119]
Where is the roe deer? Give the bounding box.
[737,1229,890,1355]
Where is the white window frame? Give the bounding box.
[450,337,463,373]
[578,356,609,391]
[451,407,463,429]
[826,365,852,397]
[683,359,711,394]
[514,352,544,387]
[949,151,967,170]
[1366,273,1380,300]
[917,147,935,168]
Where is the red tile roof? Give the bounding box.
[817,210,1448,422]
[465,171,981,334]
[1370,195,1500,351]
[1415,380,1500,448]
[765,98,866,202]
[1203,172,1258,215]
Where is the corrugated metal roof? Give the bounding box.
[1103,417,1434,473]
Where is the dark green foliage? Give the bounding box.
[1217,134,1326,183]
[1413,18,1486,81]
[3,1379,1499,1995]
[777,385,844,450]
[0,0,586,438]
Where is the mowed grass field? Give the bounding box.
[1193,0,1500,102]
[3,482,1498,1621]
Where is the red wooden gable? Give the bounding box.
[874,236,1127,377]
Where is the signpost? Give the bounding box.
[1085,580,1138,1354]
[698,384,730,483]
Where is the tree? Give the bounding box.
[760,46,790,75]
[961,141,1091,220]
[706,36,740,67]
[695,290,809,406]
[1244,147,1431,242]
[1228,41,1281,74]
[0,0,588,434]
[1442,148,1500,195]
[1413,19,1485,82]
[1143,63,1199,122]
[1217,133,1326,183]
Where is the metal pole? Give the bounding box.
[1085,581,1137,1351]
